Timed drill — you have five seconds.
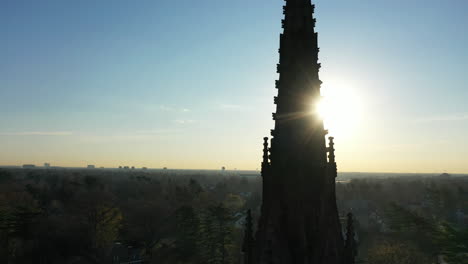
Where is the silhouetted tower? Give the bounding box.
[244,1,356,263]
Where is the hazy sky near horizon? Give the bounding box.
[1,0,468,173]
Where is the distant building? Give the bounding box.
[234,212,247,228]
[87,165,95,169]
[131,166,135,170]
[240,192,252,198]
[44,163,51,168]
[455,209,468,227]
[438,255,449,264]
[22,164,36,169]
[111,242,145,264]
[439,173,451,178]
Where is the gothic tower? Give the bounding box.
[243,1,356,263]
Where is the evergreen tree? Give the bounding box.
[174,205,200,261]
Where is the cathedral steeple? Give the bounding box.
[282,0,317,32]
[272,0,326,168]
[245,1,357,263]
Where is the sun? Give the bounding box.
[315,86,363,138]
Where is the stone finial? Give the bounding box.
[328,136,335,163]
[261,137,271,177]
[263,137,270,165]
[242,209,254,264]
[344,212,357,264]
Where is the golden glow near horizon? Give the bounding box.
[316,85,364,139]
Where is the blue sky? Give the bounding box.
[1,0,467,172]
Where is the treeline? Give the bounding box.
[337,176,468,264]
[0,168,261,264]
[1,168,467,264]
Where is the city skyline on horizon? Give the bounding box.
[2,0,468,173]
[2,164,466,176]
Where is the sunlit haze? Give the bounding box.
[1,0,467,173]
[317,83,364,139]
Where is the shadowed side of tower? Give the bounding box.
[245,1,352,263]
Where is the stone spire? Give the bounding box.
[251,0,348,263]
[271,0,326,167]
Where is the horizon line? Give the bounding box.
[1,165,467,175]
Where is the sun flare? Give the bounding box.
[315,87,363,138]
